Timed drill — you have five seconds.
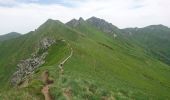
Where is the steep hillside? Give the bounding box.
[0,17,170,100]
[0,32,21,41]
[121,25,170,65]
[0,19,79,88]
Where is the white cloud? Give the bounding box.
[0,0,169,34]
[0,0,17,6]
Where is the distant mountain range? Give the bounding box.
[0,17,170,100]
[121,24,170,65]
[0,32,21,41]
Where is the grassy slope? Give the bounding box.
[0,19,81,99]
[0,20,170,99]
[0,33,39,88]
[0,19,79,88]
[121,26,170,65]
[63,22,170,99]
[0,41,69,100]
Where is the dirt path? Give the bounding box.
[41,71,53,100]
[41,42,73,100]
[58,46,73,75]
[58,48,73,70]
[62,87,72,100]
[58,43,73,100]
[41,85,52,100]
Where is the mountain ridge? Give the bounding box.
[0,32,21,41]
[0,16,170,99]
[121,24,170,65]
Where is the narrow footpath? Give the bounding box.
[41,43,73,100]
[41,71,53,100]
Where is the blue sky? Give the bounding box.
[0,0,169,34]
[16,0,78,7]
[0,0,81,7]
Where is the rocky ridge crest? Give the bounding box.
[11,37,55,86]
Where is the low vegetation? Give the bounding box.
[0,17,170,100]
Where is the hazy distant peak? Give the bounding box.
[0,32,21,41]
[78,17,84,22]
[86,16,119,33]
[66,17,85,27]
[145,24,169,30]
[46,19,62,24]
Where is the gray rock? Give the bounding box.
[11,38,55,86]
[40,38,56,50]
[86,17,118,34]
[66,17,85,27]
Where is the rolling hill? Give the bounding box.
[121,25,170,65]
[0,17,170,100]
[0,32,21,42]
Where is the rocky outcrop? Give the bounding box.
[86,17,118,33]
[39,38,56,50]
[10,37,55,86]
[66,17,85,27]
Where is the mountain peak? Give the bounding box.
[145,24,169,30]
[78,17,85,24]
[86,16,119,33]
[87,16,101,21]
[0,32,21,41]
[46,18,53,22]
[7,32,21,35]
[78,17,84,22]
[37,19,63,31]
[66,17,85,27]
[86,16,103,24]
[46,19,62,24]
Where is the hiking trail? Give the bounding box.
[59,43,73,100]
[41,42,73,100]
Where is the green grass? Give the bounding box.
[64,37,170,99]
[121,26,170,65]
[0,19,170,99]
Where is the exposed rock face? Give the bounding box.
[11,37,55,86]
[113,33,117,39]
[39,38,56,50]
[66,19,79,27]
[66,17,85,27]
[86,17,121,39]
[86,17,118,34]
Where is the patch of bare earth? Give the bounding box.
[63,87,72,100]
[41,70,54,100]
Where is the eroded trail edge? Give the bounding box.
[59,46,73,75]
[41,71,53,100]
[41,43,73,100]
[59,43,73,100]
